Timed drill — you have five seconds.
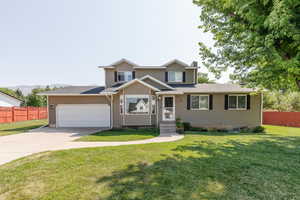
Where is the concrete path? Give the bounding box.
[0,127,184,165]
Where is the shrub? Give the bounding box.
[190,127,208,132]
[207,127,218,132]
[182,122,191,131]
[252,126,265,133]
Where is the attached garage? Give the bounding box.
[45,92,112,128]
[56,104,110,127]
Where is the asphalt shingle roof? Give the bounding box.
[39,86,106,95]
[174,84,255,93]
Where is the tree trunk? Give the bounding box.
[297,79,300,91]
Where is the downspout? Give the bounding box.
[111,94,113,129]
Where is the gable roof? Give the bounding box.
[115,79,160,92]
[98,59,196,69]
[0,91,23,102]
[99,58,139,68]
[140,75,174,90]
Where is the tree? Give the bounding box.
[197,73,215,83]
[193,0,300,91]
[25,87,51,107]
[263,91,300,111]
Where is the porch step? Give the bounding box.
[160,122,176,134]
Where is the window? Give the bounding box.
[191,95,209,110]
[125,95,150,114]
[228,95,246,110]
[118,71,132,82]
[168,71,183,82]
[151,95,156,114]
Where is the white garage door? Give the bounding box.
[56,104,110,127]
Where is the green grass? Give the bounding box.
[0,120,47,136]
[1,125,300,200]
[77,128,159,142]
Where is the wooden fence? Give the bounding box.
[0,107,48,124]
[263,111,300,128]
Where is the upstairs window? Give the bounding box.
[168,71,183,82]
[118,71,133,82]
[228,95,246,110]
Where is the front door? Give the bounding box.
[162,96,175,121]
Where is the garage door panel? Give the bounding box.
[57,104,110,127]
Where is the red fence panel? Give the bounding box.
[263,112,300,128]
[0,107,48,124]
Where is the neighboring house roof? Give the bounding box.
[38,86,115,96]
[0,91,23,102]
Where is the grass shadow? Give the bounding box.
[96,135,300,199]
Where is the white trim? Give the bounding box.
[38,93,116,96]
[140,75,174,90]
[161,59,189,67]
[190,95,209,110]
[228,94,247,110]
[185,67,198,69]
[156,91,184,95]
[116,79,160,92]
[124,95,150,115]
[162,95,175,121]
[0,91,22,104]
[133,67,166,69]
[98,58,139,68]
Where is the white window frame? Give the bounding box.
[190,95,209,110]
[117,71,133,82]
[228,94,247,110]
[168,71,183,82]
[125,95,150,115]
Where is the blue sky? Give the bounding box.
[0,0,229,87]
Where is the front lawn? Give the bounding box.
[1,125,300,199]
[77,128,159,142]
[0,120,47,136]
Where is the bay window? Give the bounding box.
[125,95,150,114]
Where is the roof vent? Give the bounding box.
[191,61,198,68]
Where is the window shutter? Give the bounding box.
[247,94,251,110]
[225,95,228,110]
[209,94,213,110]
[187,95,191,110]
[114,71,118,82]
[165,72,168,82]
[183,72,186,82]
[132,71,136,79]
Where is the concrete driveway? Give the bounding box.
[0,127,103,165]
[0,127,183,165]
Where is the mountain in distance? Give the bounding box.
[7,84,70,96]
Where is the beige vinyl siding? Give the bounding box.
[174,93,262,129]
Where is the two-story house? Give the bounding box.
[40,59,262,131]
